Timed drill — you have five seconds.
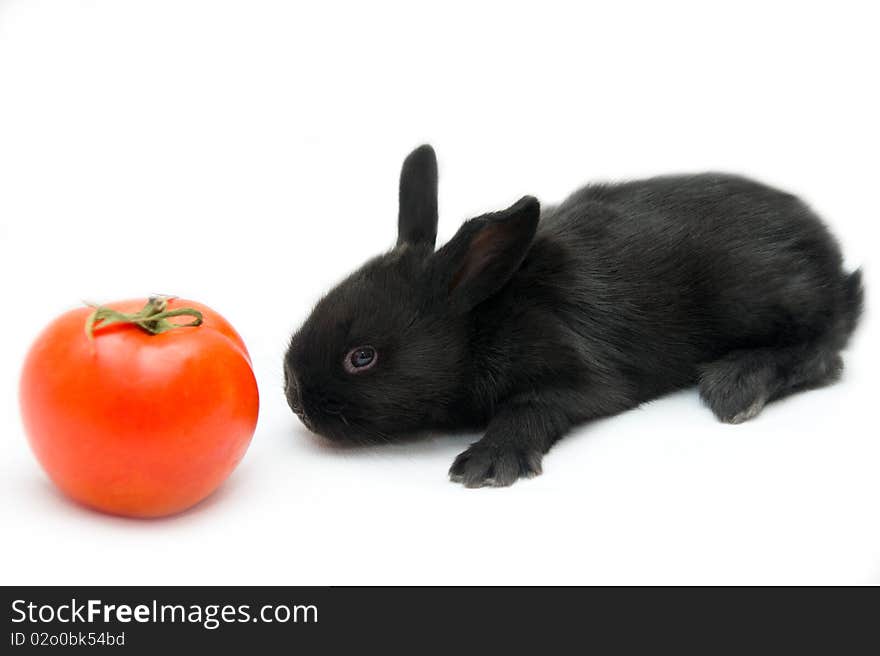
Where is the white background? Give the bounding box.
[1,0,877,585]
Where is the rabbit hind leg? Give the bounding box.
[698,342,843,424]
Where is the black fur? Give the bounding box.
[285,145,864,487]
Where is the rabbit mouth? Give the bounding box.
[292,407,315,432]
[303,407,394,445]
[288,390,350,439]
[284,367,316,431]
[285,375,390,443]
[285,386,316,432]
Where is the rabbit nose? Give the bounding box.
[285,369,314,429]
[285,367,302,410]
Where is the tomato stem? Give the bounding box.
[85,296,203,340]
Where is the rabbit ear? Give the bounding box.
[397,144,439,249]
[433,196,540,313]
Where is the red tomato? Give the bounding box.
[19,297,259,518]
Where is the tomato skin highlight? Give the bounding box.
[19,298,259,518]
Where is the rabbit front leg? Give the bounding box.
[448,396,571,488]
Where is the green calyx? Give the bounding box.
[85,296,203,340]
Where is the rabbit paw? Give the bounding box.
[699,373,769,424]
[448,440,543,488]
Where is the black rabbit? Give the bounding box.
[285,145,863,487]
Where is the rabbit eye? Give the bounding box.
[345,346,377,373]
